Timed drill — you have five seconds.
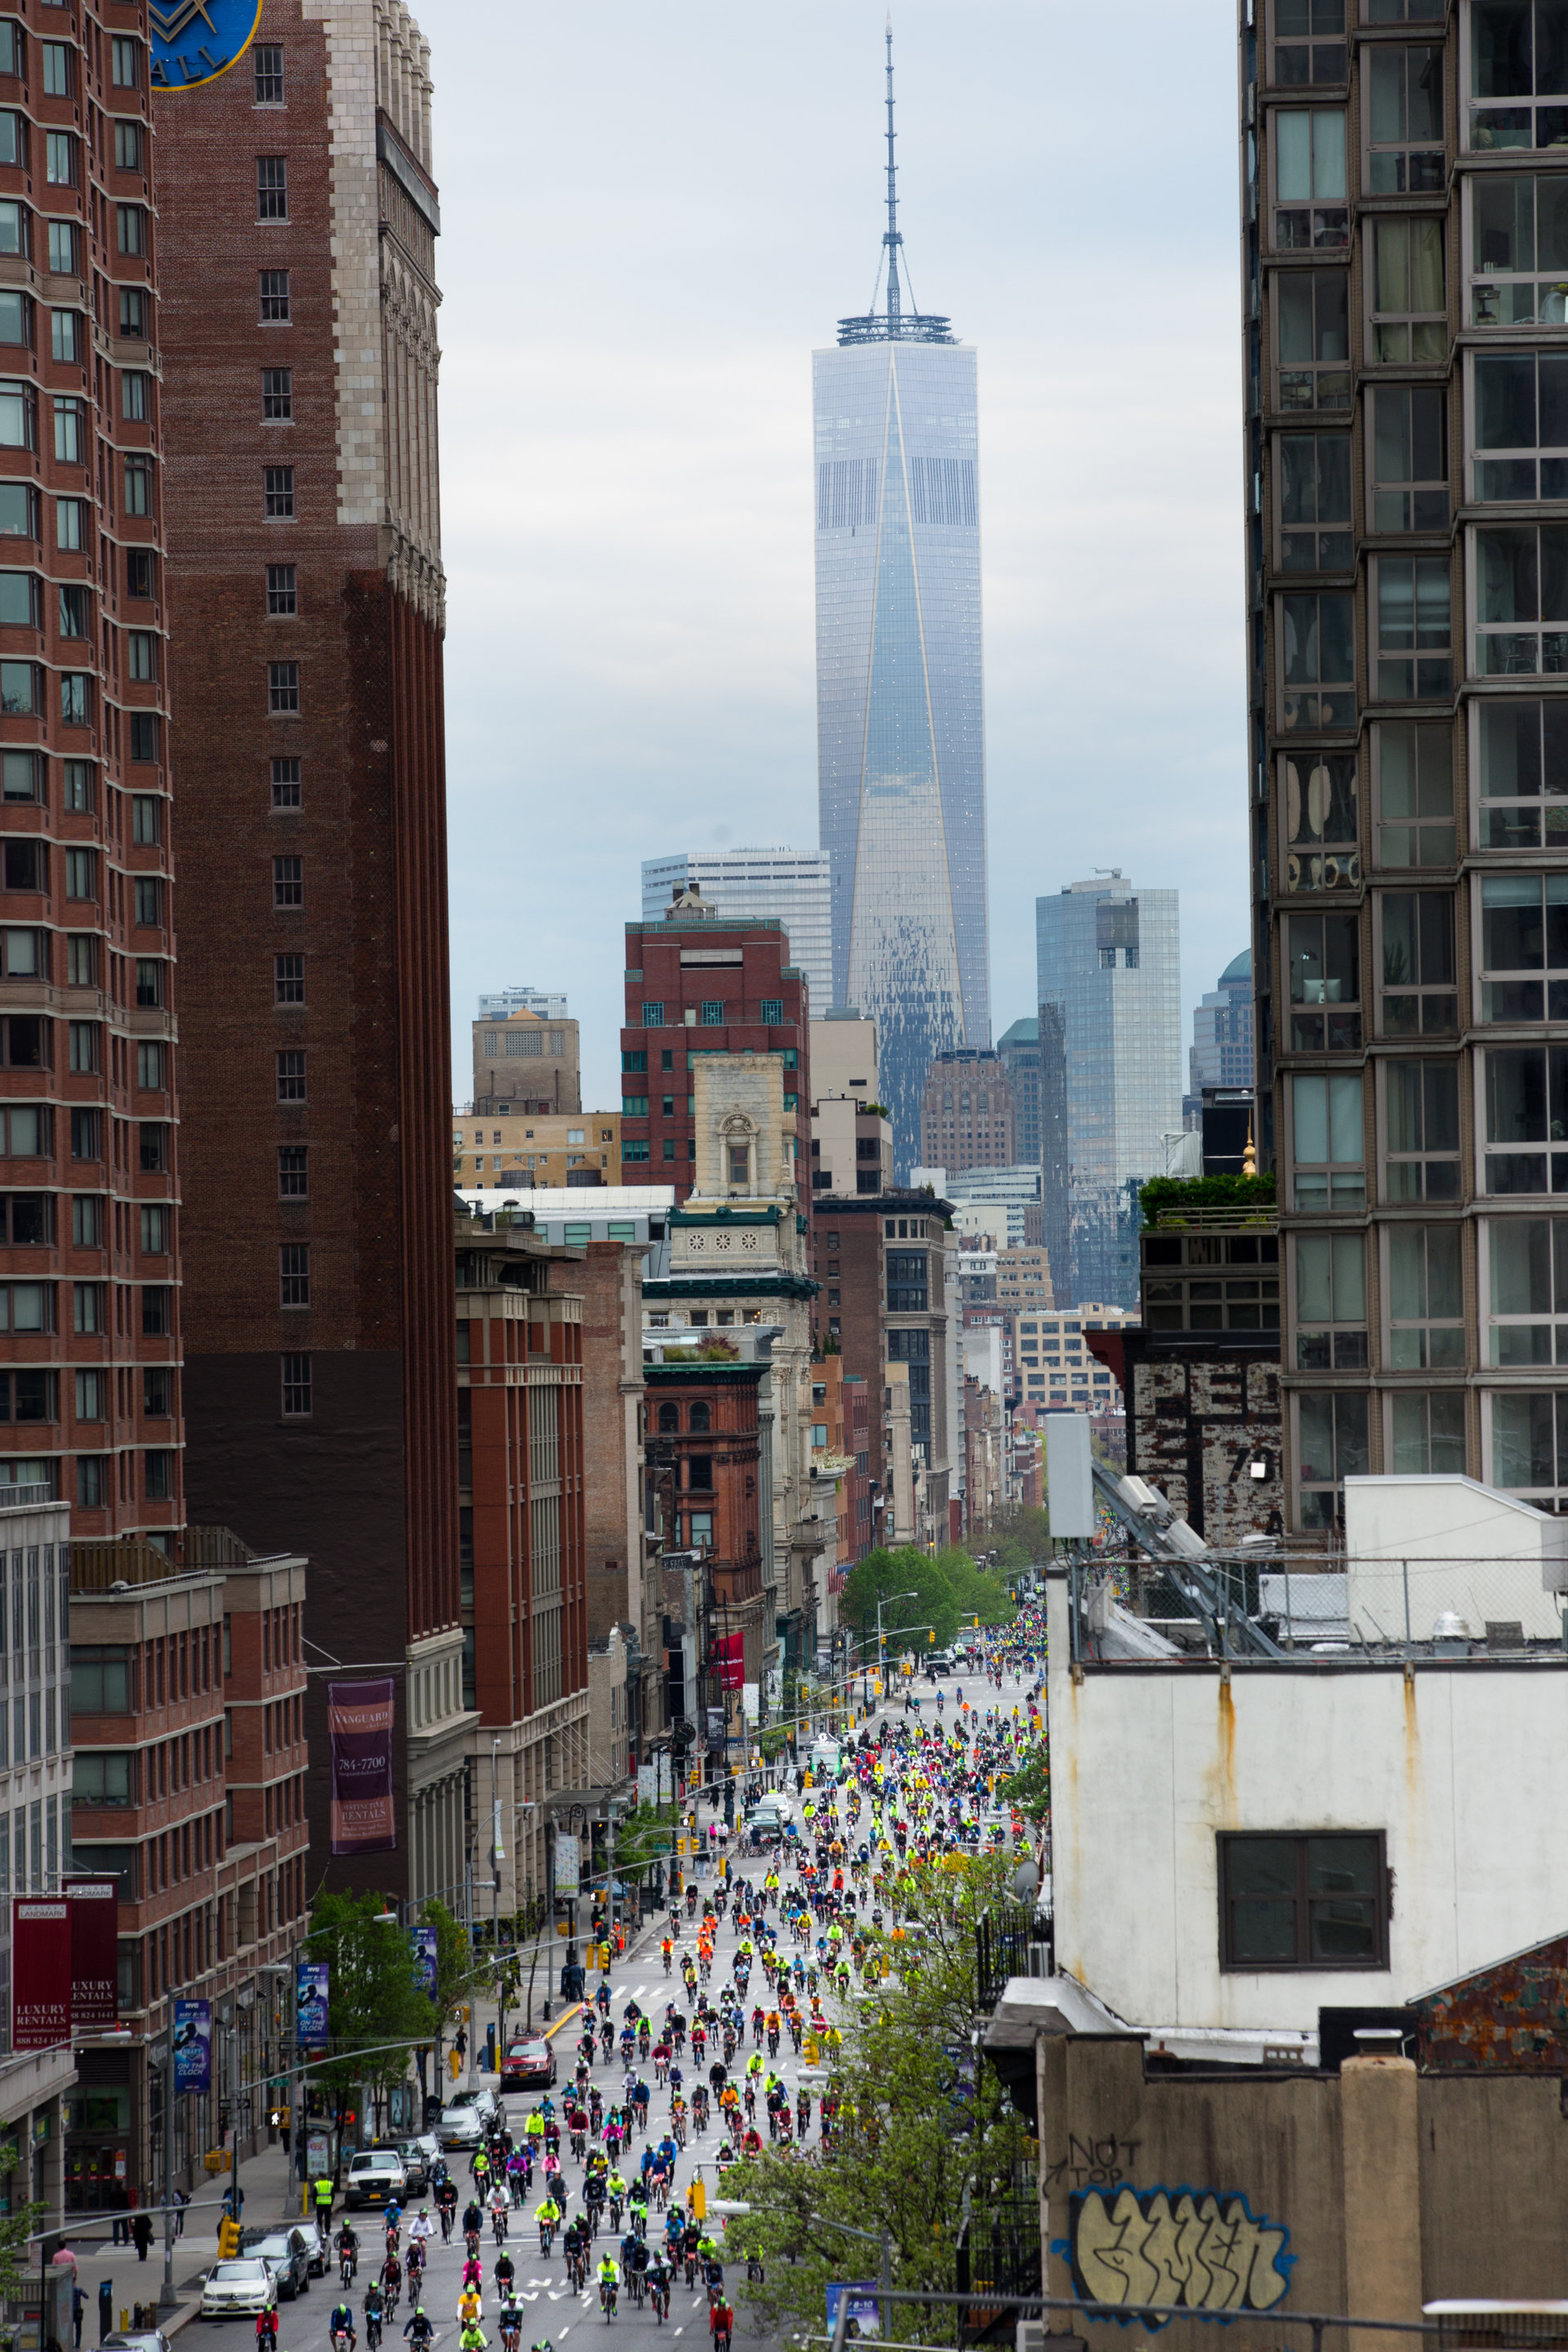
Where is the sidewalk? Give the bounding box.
[63,2140,301,2343]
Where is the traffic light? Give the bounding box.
[928,1628,934,1644]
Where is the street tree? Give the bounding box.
[305,1891,434,2140]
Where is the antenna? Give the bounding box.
[884,15,901,335]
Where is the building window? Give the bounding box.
[1478,696,1568,849]
[114,119,142,171]
[262,367,292,421]
[273,856,303,911]
[268,660,299,714]
[1294,1231,1366,1369]
[281,1353,311,1416]
[130,713,159,764]
[1379,891,1457,1034]
[1471,174,1568,331]
[1218,1832,1387,1971]
[1374,556,1452,701]
[127,550,154,600]
[118,288,145,338]
[642,1002,665,1027]
[1367,40,1444,193]
[1273,0,1347,85]
[133,875,161,925]
[115,203,145,256]
[1481,871,1568,1020]
[1290,1070,1364,1209]
[1274,108,1347,250]
[1296,1390,1370,1529]
[271,756,301,809]
[76,1456,103,1508]
[1475,523,1568,674]
[1370,216,1446,363]
[256,156,287,220]
[137,1041,165,1089]
[47,224,78,278]
[1276,268,1350,412]
[1490,1389,1568,1501]
[278,1245,310,1307]
[1279,432,1351,571]
[278,1144,308,1199]
[1472,351,1568,503]
[1486,1215,1568,1365]
[274,953,305,1006]
[264,466,295,518]
[110,37,139,87]
[1285,911,1360,1049]
[276,1050,306,1103]
[1283,750,1358,891]
[1387,1222,1464,1369]
[259,270,290,323]
[127,631,155,681]
[760,997,783,1025]
[253,42,284,104]
[267,563,296,617]
[44,131,74,187]
[134,959,162,1009]
[622,1140,649,1163]
[1280,591,1355,729]
[139,1122,167,1173]
[1376,720,1453,866]
[700,1000,725,1026]
[1391,1389,1466,1474]
[140,1286,169,1337]
[1484,1044,1568,1192]
[123,454,151,514]
[887,1251,928,1314]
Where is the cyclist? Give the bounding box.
[708,2292,734,2352]
[497,2300,523,2352]
[606,2169,627,2232]
[596,2252,620,2318]
[402,2312,434,2352]
[457,2285,483,2334]
[535,2192,562,2256]
[647,2248,672,2325]
[363,2281,385,2352]
[380,2251,403,2318]
[408,2208,435,2256]
[490,2182,510,2243]
[625,2231,650,2305]
[330,2301,357,2352]
[494,2247,515,2302]
[438,2179,459,2243]
[337,2222,359,2285]
[459,2327,488,2352]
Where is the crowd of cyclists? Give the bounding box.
[310,1607,1044,2338]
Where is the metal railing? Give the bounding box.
[975,1904,1040,2012]
[1149,1200,1277,1230]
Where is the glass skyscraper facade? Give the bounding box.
[640,849,833,1009]
[1037,879,1183,1310]
[813,33,989,1182]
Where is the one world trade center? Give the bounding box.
[814,27,989,1179]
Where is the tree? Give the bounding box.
[977,1502,1051,1576]
[727,1852,1033,2342]
[305,1891,435,2140]
[998,1739,1049,1825]
[840,1546,961,1653]
[418,1895,488,2095]
[0,2143,42,2310]
[934,1546,1017,1628]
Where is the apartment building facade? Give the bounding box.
[918,1048,1016,1178]
[1241,0,1568,1528]
[471,1007,581,1116]
[621,889,810,1205]
[455,1107,619,1192]
[155,2,466,1893]
[0,0,183,1539]
[455,1211,589,1921]
[68,1532,308,2214]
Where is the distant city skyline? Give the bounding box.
[640,848,833,1009]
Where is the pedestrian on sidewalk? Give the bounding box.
[71,2283,84,2350]
[131,2212,153,2262]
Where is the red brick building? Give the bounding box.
[0,0,183,1535]
[919,1049,1017,1178]
[644,1345,768,1697]
[153,3,465,1895]
[455,1210,589,1916]
[621,891,809,1204]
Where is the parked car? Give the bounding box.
[295,2221,327,2279]
[344,2148,406,2209]
[499,2036,555,2091]
[104,2331,170,2352]
[745,1794,794,1836]
[200,2261,276,2321]
[240,2231,310,2301]
[436,2087,498,2148]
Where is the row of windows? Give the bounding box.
[1279,1049,1568,1203]
[621,1045,798,1071]
[0,24,142,93]
[0,931,167,1004]
[0,1194,170,1248]
[640,1000,787,1027]
[0,107,145,176]
[0,1280,175,1335]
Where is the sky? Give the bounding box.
[417,0,1245,1116]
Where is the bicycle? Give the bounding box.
[492,2209,508,2246]
[598,2281,617,2320]
[629,2269,645,2309]
[341,2254,354,2290]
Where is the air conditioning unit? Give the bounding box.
[1164,1518,1210,1561]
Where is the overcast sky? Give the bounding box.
[416,0,1243,1114]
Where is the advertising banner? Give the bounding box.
[742,1680,760,1727]
[412,1927,439,2001]
[173,1998,212,2095]
[11,1899,69,2051]
[637,1764,655,1806]
[296,1961,330,2052]
[64,1877,118,2031]
[715,1632,745,1693]
[825,2283,881,2340]
[327,1678,397,1855]
[553,1834,581,1898]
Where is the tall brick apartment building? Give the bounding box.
[0,0,184,1536]
[621,886,810,1205]
[154,2,464,1897]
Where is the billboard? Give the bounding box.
[173,1999,212,2095]
[296,1962,330,2052]
[65,1877,118,2031]
[553,1834,581,1898]
[412,1927,439,2001]
[327,1678,396,1855]
[11,1900,69,2051]
[825,2283,881,2341]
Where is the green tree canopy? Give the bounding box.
[934,1545,1018,1628]
[840,1546,962,1652]
[306,1891,435,2136]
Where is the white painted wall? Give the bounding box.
[1343,1474,1568,1638]
[1046,1574,1568,2033]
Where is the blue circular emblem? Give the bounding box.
[149,0,263,91]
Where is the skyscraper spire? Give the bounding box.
[837,21,955,346]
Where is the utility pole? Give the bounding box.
[491,1736,504,2059]
[159,1989,176,2312]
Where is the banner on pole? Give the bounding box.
[412,1927,439,2000]
[553,1834,580,1897]
[742,1680,760,1727]
[327,1678,397,1855]
[715,1632,745,1693]
[173,1998,212,2095]
[296,1962,329,2052]
[11,1900,69,2051]
[64,1877,118,2031]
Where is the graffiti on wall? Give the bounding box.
[1059,2186,1293,2323]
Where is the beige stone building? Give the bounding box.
[472,1009,581,1114]
[456,1108,620,1191]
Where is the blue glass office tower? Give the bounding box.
[814,31,989,1180]
[1037,877,1183,1312]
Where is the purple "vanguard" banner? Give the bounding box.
[327,1678,396,1855]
